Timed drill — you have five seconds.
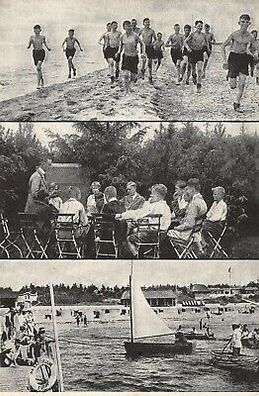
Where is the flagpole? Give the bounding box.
[129,261,134,344]
[49,283,64,392]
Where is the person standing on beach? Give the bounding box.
[180,24,192,84]
[202,24,215,78]
[222,14,257,112]
[116,20,144,94]
[27,25,51,89]
[153,32,165,71]
[166,24,184,85]
[62,29,83,79]
[184,20,210,93]
[104,21,122,86]
[139,18,156,83]
[98,22,112,63]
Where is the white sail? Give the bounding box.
[131,270,174,340]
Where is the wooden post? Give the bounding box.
[49,283,64,392]
[129,262,134,344]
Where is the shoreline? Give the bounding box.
[0,50,259,121]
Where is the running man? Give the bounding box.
[166,24,184,84]
[27,25,51,89]
[202,24,216,78]
[62,29,83,79]
[222,14,257,112]
[139,18,156,82]
[184,20,210,93]
[104,21,121,86]
[131,19,141,35]
[250,30,259,82]
[116,20,144,94]
[153,32,165,71]
[98,22,112,63]
[180,24,192,84]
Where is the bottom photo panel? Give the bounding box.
[0,259,259,392]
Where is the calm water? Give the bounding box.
[1,310,259,392]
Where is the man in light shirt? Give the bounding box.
[202,186,227,241]
[230,324,242,357]
[167,178,207,241]
[59,186,88,230]
[116,184,171,257]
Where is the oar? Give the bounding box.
[222,337,232,353]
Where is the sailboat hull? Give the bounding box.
[124,341,193,357]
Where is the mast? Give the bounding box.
[49,283,64,392]
[129,261,134,343]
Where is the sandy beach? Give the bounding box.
[1,47,259,121]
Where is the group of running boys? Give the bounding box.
[27,13,258,111]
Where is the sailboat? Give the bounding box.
[124,263,193,357]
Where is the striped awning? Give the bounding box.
[181,300,205,307]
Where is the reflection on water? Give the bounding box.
[1,313,259,392]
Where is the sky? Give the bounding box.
[0,260,258,290]
[0,0,258,47]
[1,122,258,147]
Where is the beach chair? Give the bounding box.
[54,213,83,259]
[18,213,49,259]
[0,213,23,258]
[206,221,229,258]
[134,214,162,259]
[168,218,205,259]
[93,214,118,259]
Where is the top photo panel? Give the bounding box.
[0,0,259,122]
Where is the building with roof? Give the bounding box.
[121,288,177,308]
[0,288,18,308]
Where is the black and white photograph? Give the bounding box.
[0,121,259,260]
[0,0,259,121]
[0,260,259,392]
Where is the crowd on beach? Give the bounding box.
[25,13,259,113]
[7,156,247,259]
[0,306,52,367]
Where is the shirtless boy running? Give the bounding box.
[104,21,122,86]
[139,18,156,82]
[153,32,165,71]
[117,20,144,94]
[27,25,51,89]
[166,24,184,84]
[62,29,83,79]
[222,14,257,112]
[98,22,112,62]
[180,24,192,84]
[203,24,216,78]
[184,20,210,93]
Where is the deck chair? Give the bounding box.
[54,213,83,259]
[134,214,162,259]
[206,221,229,258]
[168,217,205,259]
[18,213,49,258]
[93,214,118,259]
[0,213,23,258]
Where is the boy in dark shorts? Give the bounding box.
[98,22,112,56]
[202,24,215,78]
[62,29,83,79]
[184,20,210,93]
[222,14,257,112]
[153,32,165,71]
[117,20,144,94]
[250,30,258,80]
[27,25,51,89]
[180,24,192,84]
[104,21,121,86]
[139,18,156,83]
[166,24,184,84]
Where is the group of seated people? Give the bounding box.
[0,306,52,367]
[23,159,228,258]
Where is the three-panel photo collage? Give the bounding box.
[1,0,259,393]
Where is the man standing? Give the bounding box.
[121,181,145,210]
[231,324,242,357]
[139,18,156,82]
[25,158,52,213]
[104,21,121,86]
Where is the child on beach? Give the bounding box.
[139,18,156,83]
[184,20,210,93]
[203,24,216,78]
[27,25,51,89]
[98,22,112,63]
[153,32,165,71]
[62,29,83,79]
[180,24,192,84]
[104,21,122,86]
[117,20,144,94]
[222,14,258,112]
[166,24,184,85]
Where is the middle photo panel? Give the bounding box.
[1,120,259,260]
